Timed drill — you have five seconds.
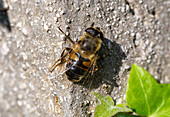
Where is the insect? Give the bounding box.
[50,23,104,82]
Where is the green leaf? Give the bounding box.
[94,92,132,117]
[126,64,170,117]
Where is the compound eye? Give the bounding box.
[97,32,103,39]
[85,28,103,39]
[85,28,96,36]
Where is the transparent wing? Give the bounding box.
[82,55,98,87]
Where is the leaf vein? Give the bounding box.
[98,106,113,117]
[154,99,164,114]
[136,69,150,114]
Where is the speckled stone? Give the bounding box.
[0,0,169,117]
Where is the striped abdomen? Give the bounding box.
[66,51,92,82]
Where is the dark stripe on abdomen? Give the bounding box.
[69,52,90,70]
[66,62,86,75]
[69,58,89,70]
[66,62,88,81]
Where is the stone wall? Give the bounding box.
[0,0,169,116]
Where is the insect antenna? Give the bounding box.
[90,22,95,27]
[57,27,75,45]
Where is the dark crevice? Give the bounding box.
[0,0,12,32]
[148,8,155,16]
[129,7,135,15]
[133,34,137,48]
[125,0,135,15]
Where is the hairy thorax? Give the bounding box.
[73,34,102,59]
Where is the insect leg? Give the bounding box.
[50,48,72,72]
[89,55,98,75]
[58,27,75,45]
[86,55,98,89]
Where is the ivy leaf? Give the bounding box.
[94,92,132,117]
[126,64,170,117]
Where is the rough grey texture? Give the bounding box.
[0,0,169,117]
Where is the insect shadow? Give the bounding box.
[0,0,11,32]
[76,38,126,94]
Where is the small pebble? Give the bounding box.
[44,23,49,32]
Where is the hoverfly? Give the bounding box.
[50,23,104,82]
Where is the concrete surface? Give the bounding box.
[0,0,169,117]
